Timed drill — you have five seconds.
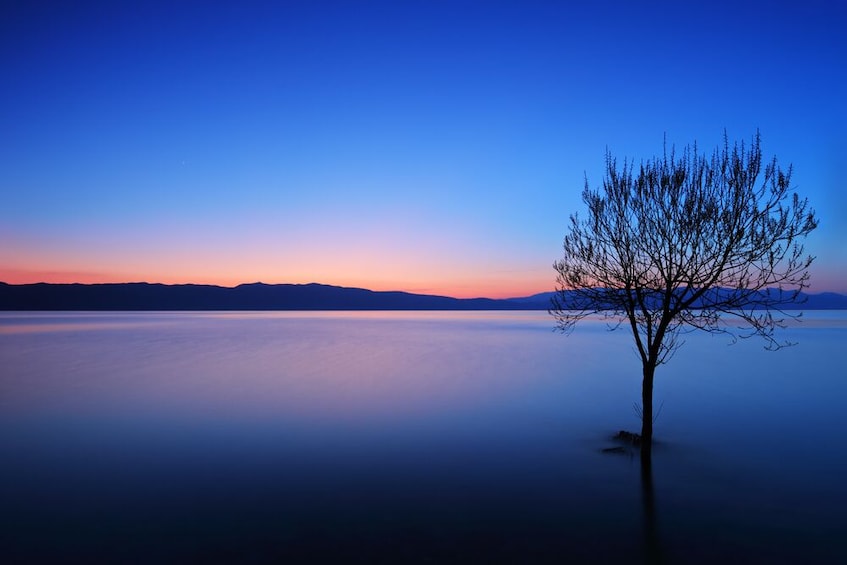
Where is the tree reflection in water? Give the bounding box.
[641,451,663,565]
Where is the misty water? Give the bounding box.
[1,311,845,563]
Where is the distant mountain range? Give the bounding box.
[1,282,846,311]
[0,282,525,311]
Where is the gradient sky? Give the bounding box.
[2,0,845,298]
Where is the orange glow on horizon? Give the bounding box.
[4,257,845,300]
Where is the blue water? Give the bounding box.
[1,311,845,563]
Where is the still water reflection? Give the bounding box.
[1,311,845,563]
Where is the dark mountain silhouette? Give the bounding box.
[0,282,844,310]
[0,282,521,311]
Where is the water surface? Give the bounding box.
[1,311,845,563]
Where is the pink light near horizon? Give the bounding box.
[3,258,843,299]
[0,266,553,300]
[0,203,557,298]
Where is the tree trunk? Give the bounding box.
[641,361,655,456]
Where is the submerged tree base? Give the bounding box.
[601,430,644,454]
[614,430,642,445]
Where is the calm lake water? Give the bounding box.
[1,311,845,563]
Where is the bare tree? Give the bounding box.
[551,132,818,454]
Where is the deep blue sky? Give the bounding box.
[2,0,845,297]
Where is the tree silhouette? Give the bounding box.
[551,132,818,455]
